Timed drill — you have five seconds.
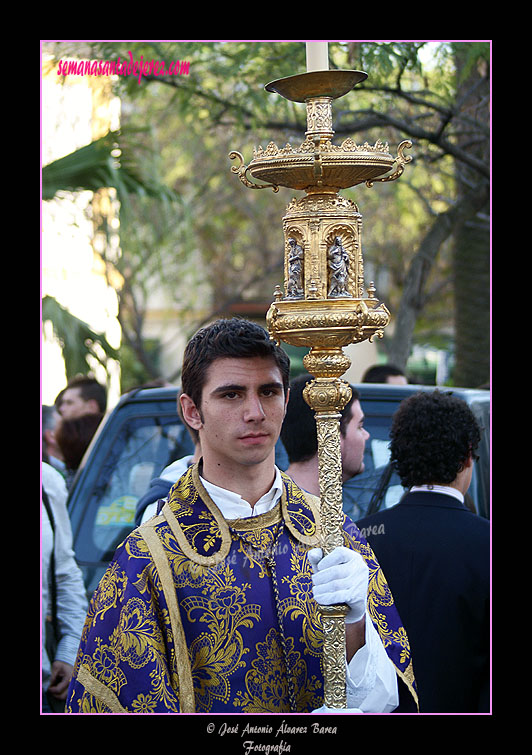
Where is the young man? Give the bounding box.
[281,373,369,496]
[66,319,416,714]
[356,390,489,712]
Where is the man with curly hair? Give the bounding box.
[356,390,490,713]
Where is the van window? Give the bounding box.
[75,415,187,565]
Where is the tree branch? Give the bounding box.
[385,182,490,367]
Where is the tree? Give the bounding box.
[451,43,490,388]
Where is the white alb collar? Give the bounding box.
[199,466,284,519]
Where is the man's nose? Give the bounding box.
[243,395,266,421]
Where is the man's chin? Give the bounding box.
[343,465,364,483]
[238,445,276,466]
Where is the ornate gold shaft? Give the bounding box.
[304,376,352,708]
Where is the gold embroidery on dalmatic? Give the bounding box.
[140,522,196,712]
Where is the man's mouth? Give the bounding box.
[239,432,269,443]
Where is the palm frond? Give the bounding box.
[42,128,179,214]
[42,295,119,381]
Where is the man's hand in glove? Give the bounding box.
[308,546,369,624]
[308,545,369,663]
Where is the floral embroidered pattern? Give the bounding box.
[280,546,324,660]
[71,576,179,713]
[180,565,261,711]
[233,627,321,712]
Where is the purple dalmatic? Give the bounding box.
[66,465,417,713]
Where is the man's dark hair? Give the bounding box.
[181,318,291,410]
[55,412,103,470]
[389,390,481,488]
[57,375,107,414]
[362,364,406,383]
[281,373,359,463]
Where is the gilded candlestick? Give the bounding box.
[230,65,411,709]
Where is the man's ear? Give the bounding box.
[179,393,203,430]
[458,454,474,474]
[86,398,100,414]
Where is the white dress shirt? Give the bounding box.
[200,467,399,713]
[409,483,464,503]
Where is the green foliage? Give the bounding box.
[450,41,490,83]
[117,339,162,392]
[42,127,179,216]
[42,295,119,380]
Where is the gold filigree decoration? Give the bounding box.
[253,138,392,159]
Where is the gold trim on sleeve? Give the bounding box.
[76,665,127,713]
[397,659,419,711]
[140,523,196,712]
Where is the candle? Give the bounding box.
[306,41,329,72]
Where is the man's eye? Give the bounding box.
[263,388,282,397]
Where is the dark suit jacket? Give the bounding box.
[357,491,490,713]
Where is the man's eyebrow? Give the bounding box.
[210,383,245,395]
[210,381,284,395]
[261,381,284,392]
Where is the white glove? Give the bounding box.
[308,546,368,624]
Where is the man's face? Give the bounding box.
[180,356,288,478]
[58,387,96,419]
[340,399,370,482]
